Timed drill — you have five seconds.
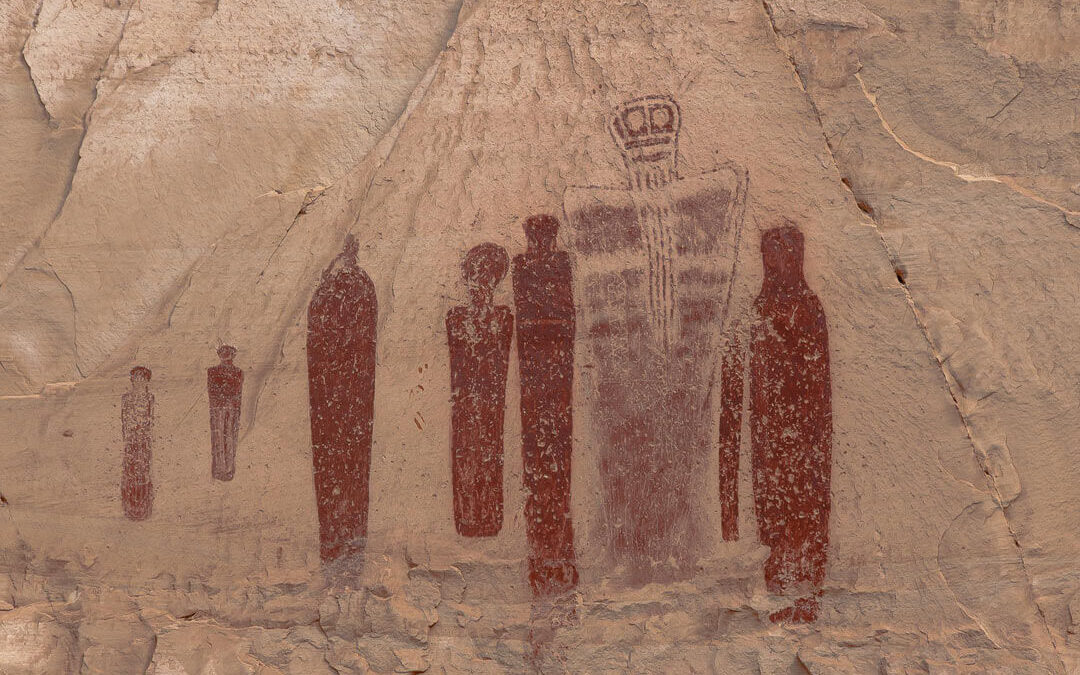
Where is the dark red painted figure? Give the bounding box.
[208,345,243,481]
[307,235,377,562]
[721,224,832,623]
[121,366,154,521]
[718,329,743,543]
[565,95,748,582]
[446,243,513,537]
[512,214,578,596]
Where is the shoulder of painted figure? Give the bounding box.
[669,161,748,193]
[209,363,243,379]
[512,252,572,278]
[562,185,635,221]
[804,290,829,336]
[551,250,572,272]
[446,305,467,331]
[337,265,377,296]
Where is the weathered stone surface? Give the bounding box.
[1,0,1077,672]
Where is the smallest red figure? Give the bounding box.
[446,243,514,537]
[208,345,243,481]
[121,366,154,521]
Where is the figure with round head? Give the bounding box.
[121,365,155,520]
[130,365,151,385]
[446,242,514,537]
[208,344,244,482]
[513,215,579,596]
[461,242,510,311]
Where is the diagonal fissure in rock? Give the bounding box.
[6,1,137,292]
[756,0,1064,669]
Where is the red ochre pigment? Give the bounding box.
[307,235,377,562]
[121,366,154,521]
[565,95,747,582]
[446,243,513,537]
[721,224,832,623]
[208,345,243,481]
[513,214,578,596]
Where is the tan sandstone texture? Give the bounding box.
[1,0,1078,672]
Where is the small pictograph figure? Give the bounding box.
[121,366,155,521]
[208,345,243,481]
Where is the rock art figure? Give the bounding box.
[512,214,578,596]
[208,345,243,481]
[121,366,155,521]
[564,95,748,581]
[719,224,832,623]
[307,235,377,562]
[447,243,514,537]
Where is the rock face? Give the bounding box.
[0,0,1077,672]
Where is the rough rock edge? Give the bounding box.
[756,1,1065,671]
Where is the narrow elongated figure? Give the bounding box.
[447,243,513,537]
[722,224,832,623]
[208,345,243,481]
[307,235,377,562]
[121,366,154,521]
[718,326,743,542]
[513,214,578,596]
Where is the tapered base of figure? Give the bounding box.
[317,521,366,563]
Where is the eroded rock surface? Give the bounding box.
[1,0,1076,672]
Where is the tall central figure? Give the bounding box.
[564,95,748,582]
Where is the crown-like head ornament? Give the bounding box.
[609,94,681,165]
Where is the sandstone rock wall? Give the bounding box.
[1,0,1077,672]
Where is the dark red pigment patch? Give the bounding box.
[208,345,243,481]
[722,224,832,623]
[121,366,154,521]
[307,235,377,562]
[718,329,743,543]
[565,95,747,582]
[446,243,513,537]
[512,214,578,596]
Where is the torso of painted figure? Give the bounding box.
[565,164,746,581]
[748,226,831,619]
